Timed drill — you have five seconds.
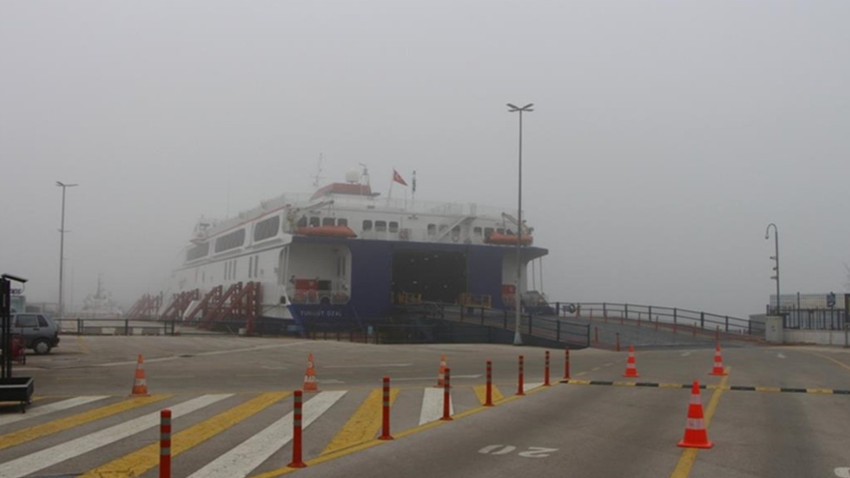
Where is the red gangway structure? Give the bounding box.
[126,282,261,335]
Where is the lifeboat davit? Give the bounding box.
[294,225,357,238]
[485,232,533,246]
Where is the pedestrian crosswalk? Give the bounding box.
[0,383,545,477]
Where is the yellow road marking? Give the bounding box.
[613,381,636,387]
[805,388,833,394]
[809,352,850,373]
[755,386,781,393]
[473,384,504,405]
[321,388,399,456]
[250,384,551,478]
[0,395,169,450]
[670,367,730,478]
[80,392,289,478]
[76,335,90,354]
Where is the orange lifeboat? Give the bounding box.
[485,232,533,246]
[294,225,357,238]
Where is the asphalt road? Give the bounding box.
[1,335,849,478]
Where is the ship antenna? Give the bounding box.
[312,153,324,188]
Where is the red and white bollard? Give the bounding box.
[484,360,494,406]
[563,346,571,381]
[288,390,306,468]
[441,367,452,421]
[516,355,525,396]
[379,376,393,440]
[160,409,171,478]
[544,350,551,386]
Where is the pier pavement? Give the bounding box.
[1,336,849,477]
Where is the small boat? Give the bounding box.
[485,232,533,246]
[293,225,357,238]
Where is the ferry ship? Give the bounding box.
[132,168,548,333]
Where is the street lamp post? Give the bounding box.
[57,181,78,318]
[765,223,780,315]
[507,102,534,345]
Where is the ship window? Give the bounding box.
[363,220,373,231]
[473,227,482,236]
[215,228,246,253]
[297,216,308,228]
[187,242,210,261]
[254,216,280,242]
[427,224,436,236]
[452,226,460,234]
[322,217,335,226]
[375,220,387,232]
[309,216,320,227]
[337,218,348,226]
[497,228,505,235]
[484,227,494,238]
[389,221,399,233]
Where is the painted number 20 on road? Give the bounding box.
[478,445,558,458]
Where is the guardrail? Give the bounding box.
[56,318,179,336]
[443,305,590,347]
[547,302,760,339]
[779,308,847,330]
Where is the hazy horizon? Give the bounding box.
[3,1,849,319]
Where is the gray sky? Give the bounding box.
[2,1,848,318]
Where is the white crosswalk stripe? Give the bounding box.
[419,387,454,425]
[0,383,524,477]
[0,394,232,478]
[187,390,347,478]
[0,396,108,426]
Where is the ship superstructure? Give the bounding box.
[133,168,548,332]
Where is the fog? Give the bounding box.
[2,1,848,319]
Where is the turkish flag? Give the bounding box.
[392,169,408,186]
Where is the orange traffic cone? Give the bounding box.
[623,346,639,378]
[436,355,448,388]
[677,380,713,449]
[709,344,727,376]
[303,353,319,392]
[130,354,150,396]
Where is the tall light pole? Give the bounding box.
[508,102,533,345]
[765,223,780,315]
[57,181,78,318]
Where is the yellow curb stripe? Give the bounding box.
[320,388,399,456]
[80,392,290,478]
[670,367,730,478]
[472,384,504,405]
[805,388,834,394]
[755,386,781,393]
[0,394,169,451]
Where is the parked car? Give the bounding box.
[5,313,61,354]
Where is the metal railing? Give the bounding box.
[56,317,180,336]
[546,302,759,338]
[774,308,847,330]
